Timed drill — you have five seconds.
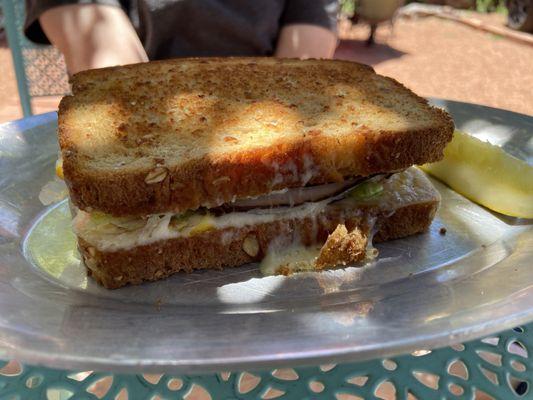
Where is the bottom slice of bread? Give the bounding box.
[77,169,439,289]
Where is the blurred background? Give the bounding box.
[0,0,532,123]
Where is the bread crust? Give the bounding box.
[59,58,454,216]
[79,200,438,289]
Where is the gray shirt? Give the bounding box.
[25,0,338,60]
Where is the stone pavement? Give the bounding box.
[0,12,532,124]
[335,12,533,116]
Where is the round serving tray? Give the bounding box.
[0,99,531,374]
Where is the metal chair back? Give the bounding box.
[1,0,69,116]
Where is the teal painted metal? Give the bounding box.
[1,0,32,116]
[1,324,531,399]
[0,0,69,118]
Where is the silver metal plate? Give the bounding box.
[0,100,531,373]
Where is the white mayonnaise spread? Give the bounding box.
[74,167,439,251]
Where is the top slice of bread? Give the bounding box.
[59,58,453,216]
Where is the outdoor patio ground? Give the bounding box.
[0,11,532,124]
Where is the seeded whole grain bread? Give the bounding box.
[315,224,368,270]
[79,199,438,289]
[59,58,454,217]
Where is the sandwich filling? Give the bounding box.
[74,168,440,252]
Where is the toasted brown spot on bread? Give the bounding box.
[315,224,368,270]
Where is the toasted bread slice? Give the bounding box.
[59,58,453,216]
[76,168,440,288]
[79,198,438,289]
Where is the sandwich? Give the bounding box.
[57,58,454,289]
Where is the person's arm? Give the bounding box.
[39,4,148,74]
[275,24,337,59]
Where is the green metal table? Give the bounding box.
[0,322,531,399]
